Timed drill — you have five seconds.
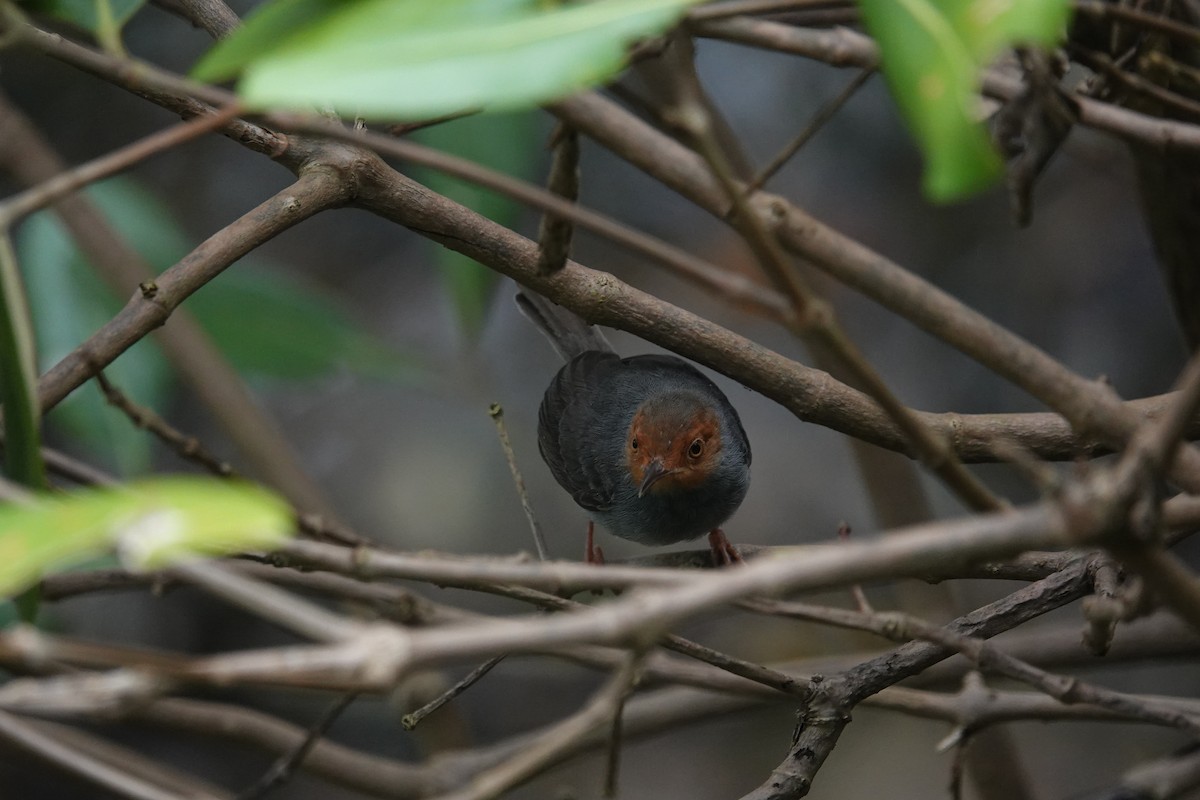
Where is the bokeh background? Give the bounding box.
[1,3,1195,798]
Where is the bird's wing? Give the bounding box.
[537,351,622,513]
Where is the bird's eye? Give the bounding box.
[630,437,639,451]
[688,438,705,459]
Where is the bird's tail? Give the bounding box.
[515,291,612,360]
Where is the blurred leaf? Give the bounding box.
[0,477,292,597]
[193,0,700,119]
[857,0,1071,201]
[15,178,415,472]
[0,235,47,489]
[19,0,146,32]
[188,0,342,81]
[189,271,421,380]
[438,257,498,337]
[16,184,171,476]
[416,111,540,335]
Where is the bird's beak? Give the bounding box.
[638,459,674,497]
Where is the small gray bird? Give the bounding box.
[518,292,750,565]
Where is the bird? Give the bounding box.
[517,291,751,566]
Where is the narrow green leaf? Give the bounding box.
[195,0,700,119]
[0,234,46,489]
[0,477,293,597]
[16,183,172,475]
[858,0,1072,201]
[15,177,416,459]
[942,0,1070,56]
[188,271,422,380]
[415,111,540,335]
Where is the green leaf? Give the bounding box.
[857,0,1072,201]
[0,477,293,597]
[19,0,146,33]
[0,234,47,489]
[188,271,422,380]
[415,111,540,335]
[16,182,172,475]
[193,0,700,119]
[190,0,344,82]
[15,178,416,466]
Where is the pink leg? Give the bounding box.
[707,529,742,567]
[585,520,606,565]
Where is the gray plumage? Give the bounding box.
[519,291,751,547]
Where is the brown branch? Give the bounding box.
[741,559,1095,799]
[0,710,221,800]
[130,697,444,798]
[34,168,352,413]
[0,104,241,228]
[890,613,1200,736]
[150,0,240,39]
[744,66,875,194]
[535,122,580,276]
[548,90,1200,494]
[1074,0,1200,47]
[431,654,643,800]
[95,372,234,476]
[236,691,359,800]
[1071,44,1200,121]
[0,89,334,515]
[1106,746,1200,800]
[4,18,270,152]
[23,17,1200,467]
[1103,349,1200,633]
[659,42,1003,512]
[695,14,1200,155]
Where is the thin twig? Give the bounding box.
[397,404,552,730]
[604,688,626,798]
[890,612,1200,737]
[0,104,241,228]
[488,403,549,560]
[1102,349,1200,633]
[25,18,1200,466]
[237,692,359,800]
[660,51,1004,512]
[744,66,874,193]
[169,560,365,645]
[0,709,216,800]
[430,653,644,800]
[401,656,505,730]
[1070,44,1200,121]
[96,372,236,477]
[837,522,873,613]
[36,172,352,413]
[1074,0,1200,46]
[549,90,1200,491]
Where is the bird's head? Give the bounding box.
[625,392,724,497]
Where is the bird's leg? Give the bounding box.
[707,529,742,567]
[585,520,606,565]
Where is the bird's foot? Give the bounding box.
[585,520,606,565]
[707,529,742,567]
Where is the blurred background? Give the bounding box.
[1,2,1196,798]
